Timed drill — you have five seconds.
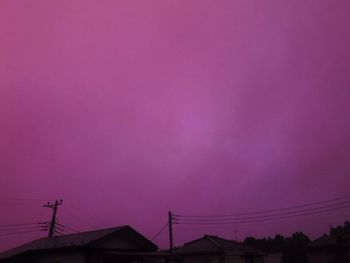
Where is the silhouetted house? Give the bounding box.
[0,225,162,263]
[174,235,265,263]
[307,233,350,263]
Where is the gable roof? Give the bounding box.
[0,225,157,259]
[175,235,264,256]
[307,234,338,248]
[308,232,350,249]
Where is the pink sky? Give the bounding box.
[0,0,350,251]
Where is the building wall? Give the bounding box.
[181,254,222,263]
[227,255,266,263]
[93,235,140,250]
[28,251,85,263]
[307,252,334,263]
[224,255,246,263]
[181,255,264,263]
[88,250,156,263]
[264,254,282,263]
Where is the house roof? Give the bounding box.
[0,225,157,259]
[308,232,350,249]
[307,234,338,248]
[174,235,264,256]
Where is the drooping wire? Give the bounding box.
[151,222,169,241]
[63,202,104,228]
[56,222,80,234]
[175,194,350,218]
[175,200,350,222]
[174,196,350,225]
[175,206,350,224]
[0,223,39,227]
[0,226,41,232]
[0,230,40,237]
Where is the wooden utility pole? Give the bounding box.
[44,200,63,237]
[168,211,173,253]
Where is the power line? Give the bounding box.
[61,206,99,229]
[56,222,81,233]
[175,200,350,222]
[64,225,80,233]
[175,194,350,218]
[0,226,41,232]
[64,202,104,228]
[55,230,64,236]
[175,204,350,225]
[0,223,39,227]
[151,222,168,241]
[36,206,46,238]
[65,202,105,225]
[54,225,65,232]
[0,197,52,201]
[0,202,43,206]
[0,230,39,237]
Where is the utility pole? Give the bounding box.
[43,200,63,237]
[168,211,173,253]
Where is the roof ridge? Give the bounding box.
[183,235,208,246]
[55,225,130,238]
[48,225,129,239]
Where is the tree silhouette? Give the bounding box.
[244,232,310,263]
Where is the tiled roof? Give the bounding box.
[0,225,156,259]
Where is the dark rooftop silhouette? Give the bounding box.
[0,225,157,260]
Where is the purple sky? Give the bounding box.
[1,0,350,251]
